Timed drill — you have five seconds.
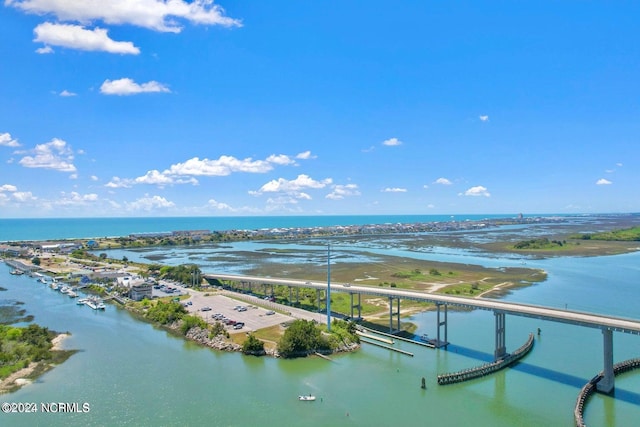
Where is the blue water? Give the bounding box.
[0,214,565,242]
[2,214,640,426]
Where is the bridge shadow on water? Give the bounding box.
[443,344,640,405]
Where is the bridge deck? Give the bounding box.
[204,273,640,334]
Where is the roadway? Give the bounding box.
[204,273,640,335]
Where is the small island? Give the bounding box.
[0,325,74,394]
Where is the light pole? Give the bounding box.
[327,243,331,331]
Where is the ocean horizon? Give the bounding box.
[0,213,579,242]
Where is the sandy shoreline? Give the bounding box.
[0,333,70,394]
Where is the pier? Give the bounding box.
[437,333,535,385]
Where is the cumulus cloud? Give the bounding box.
[326,184,360,200]
[462,186,491,197]
[167,155,273,176]
[382,187,407,193]
[296,151,316,160]
[479,115,489,122]
[100,78,170,95]
[7,0,242,33]
[382,137,402,146]
[208,198,234,211]
[18,138,76,172]
[107,153,298,190]
[0,133,20,147]
[126,195,175,211]
[55,191,99,206]
[0,184,18,192]
[134,170,199,186]
[12,191,37,202]
[266,154,296,166]
[105,176,132,188]
[251,174,332,198]
[35,45,53,54]
[434,177,452,185]
[596,178,612,185]
[59,89,77,97]
[34,22,140,54]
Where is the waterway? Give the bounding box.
[1,219,640,426]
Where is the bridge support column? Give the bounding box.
[296,287,299,305]
[494,311,506,360]
[597,328,615,394]
[389,297,400,333]
[289,286,292,304]
[350,293,361,320]
[436,303,448,348]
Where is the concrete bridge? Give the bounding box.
[204,272,640,394]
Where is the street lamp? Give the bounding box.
[327,243,331,331]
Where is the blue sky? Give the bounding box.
[1,1,638,218]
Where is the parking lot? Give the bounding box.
[183,293,290,334]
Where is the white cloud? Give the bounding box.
[252,174,331,195]
[0,184,18,192]
[296,151,316,160]
[34,22,140,54]
[18,138,76,172]
[167,155,276,176]
[90,175,99,181]
[435,177,452,185]
[382,137,402,146]
[105,177,132,188]
[0,133,20,147]
[59,89,77,97]
[596,178,612,185]
[326,184,360,200]
[100,78,170,95]
[35,45,53,54]
[55,191,99,206]
[12,191,37,202]
[479,115,489,122]
[208,198,234,211]
[382,187,407,193]
[463,186,491,197]
[126,195,175,211]
[8,0,242,33]
[266,154,295,166]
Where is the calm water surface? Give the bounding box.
[1,217,640,426]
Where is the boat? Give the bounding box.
[77,298,88,305]
[50,283,59,291]
[67,290,78,298]
[298,395,316,401]
[10,269,24,275]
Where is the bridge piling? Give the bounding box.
[494,311,507,360]
[597,328,615,394]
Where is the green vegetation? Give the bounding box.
[277,320,331,358]
[157,264,202,287]
[573,226,640,241]
[242,334,265,355]
[144,301,188,325]
[0,324,59,380]
[276,319,359,358]
[513,238,567,250]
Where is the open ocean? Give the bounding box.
[0,214,543,242]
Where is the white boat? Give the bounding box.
[298,395,316,401]
[67,290,78,298]
[77,298,88,305]
[50,283,59,291]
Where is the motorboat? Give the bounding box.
[298,395,316,401]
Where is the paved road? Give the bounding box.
[204,273,640,335]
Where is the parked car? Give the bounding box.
[265,310,275,315]
[201,306,212,312]
[233,322,244,329]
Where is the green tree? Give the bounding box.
[242,334,265,355]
